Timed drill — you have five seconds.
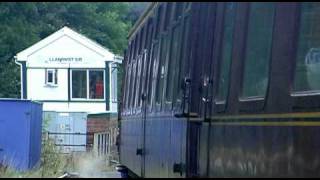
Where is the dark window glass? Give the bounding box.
[143,21,152,93]
[47,70,53,83]
[130,60,137,108]
[156,37,168,104]
[293,3,320,92]
[136,55,143,106]
[131,39,135,60]
[155,5,163,38]
[142,25,147,50]
[241,2,275,98]
[137,29,144,55]
[164,3,173,31]
[89,70,104,99]
[140,52,147,105]
[166,25,182,102]
[126,62,132,108]
[129,41,134,61]
[134,34,139,58]
[55,69,58,85]
[176,16,190,103]
[149,42,160,105]
[147,19,153,50]
[184,3,191,11]
[72,70,87,99]
[175,2,184,20]
[216,3,236,102]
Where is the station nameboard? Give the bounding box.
[46,57,83,63]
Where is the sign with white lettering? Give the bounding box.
[45,57,83,64]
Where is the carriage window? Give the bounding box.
[148,43,159,105]
[166,25,182,102]
[175,2,184,20]
[126,62,132,108]
[216,3,236,103]
[156,37,168,104]
[155,5,163,39]
[164,3,173,31]
[136,55,143,106]
[241,2,275,98]
[175,16,190,104]
[293,3,320,92]
[130,60,138,108]
[184,3,191,11]
[134,36,138,60]
[147,19,154,50]
[138,28,144,54]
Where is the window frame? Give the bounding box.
[290,2,320,110]
[220,2,278,113]
[216,2,269,114]
[237,2,276,113]
[173,13,191,112]
[163,20,183,110]
[213,2,237,111]
[111,65,118,103]
[149,41,160,112]
[45,68,58,86]
[239,2,276,101]
[154,33,169,112]
[70,69,105,101]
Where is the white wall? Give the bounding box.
[110,102,118,112]
[43,102,110,113]
[27,69,68,101]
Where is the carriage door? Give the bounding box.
[199,3,237,177]
[186,3,216,177]
[140,50,148,177]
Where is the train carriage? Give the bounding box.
[119,2,320,177]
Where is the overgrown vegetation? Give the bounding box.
[0,138,68,178]
[0,138,119,178]
[0,2,148,98]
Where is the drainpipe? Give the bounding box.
[14,56,24,99]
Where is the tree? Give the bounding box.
[0,2,148,98]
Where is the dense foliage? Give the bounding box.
[0,2,148,98]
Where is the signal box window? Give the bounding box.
[71,70,105,100]
[72,70,87,99]
[89,70,104,99]
[241,3,275,98]
[45,69,58,86]
[293,3,320,92]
